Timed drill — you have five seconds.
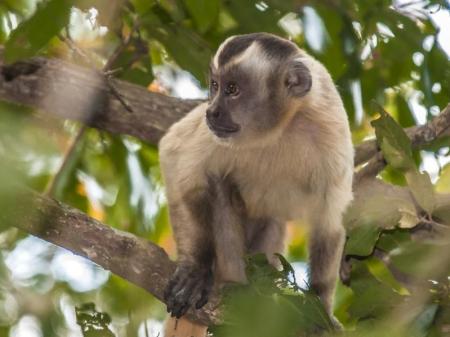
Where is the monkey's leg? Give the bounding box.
[164,195,215,319]
[308,207,345,327]
[209,175,248,284]
[247,218,286,266]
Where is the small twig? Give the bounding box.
[44,125,87,197]
[413,216,449,232]
[354,152,386,184]
[103,19,139,71]
[101,19,143,114]
[57,34,96,68]
[373,248,415,286]
[105,77,134,112]
[103,68,123,76]
[144,319,150,337]
[48,22,143,196]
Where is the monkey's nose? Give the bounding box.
[206,109,220,119]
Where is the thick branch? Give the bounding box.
[0,55,201,145]
[2,189,220,326]
[0,54,448,163]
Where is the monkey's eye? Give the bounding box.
[210,80,219,92]
[225,83,239,97]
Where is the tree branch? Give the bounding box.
[3,188,221,326]
[0,53,448,163]
[0,53,201,145]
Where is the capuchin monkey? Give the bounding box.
[160,32,353,332]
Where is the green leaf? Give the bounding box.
[371,107,415,171]
[408,304,439,337]
[183,0,219,33]
[4,0,73,63]
[141,8,212,83]
[348,260,404,319]
[436,163,450,193]
[389,241,450,278]
[0,6,8,44]
[366,257,409,295]
[4,0,35,16]
[405,171,435,215]
[345,223,381,256]
[225,0,284,34]
[376,230,411,252]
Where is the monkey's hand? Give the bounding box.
[164,262,214,318]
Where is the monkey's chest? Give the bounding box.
[232,169,309,221]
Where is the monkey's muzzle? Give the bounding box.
[205,114,240,138]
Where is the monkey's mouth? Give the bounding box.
[206,118,240,138]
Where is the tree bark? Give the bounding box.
[2,188,221,326]
[0,54,201,145]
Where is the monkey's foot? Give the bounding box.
[164,263,213,318]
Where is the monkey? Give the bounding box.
[159,32,353,334]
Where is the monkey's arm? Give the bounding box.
[159,105,218,318]
[163,189,215,318]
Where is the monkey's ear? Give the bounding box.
[285,60,312,97]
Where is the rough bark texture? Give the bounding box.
[0,55,449,326]
[0,55,201,145]
[3,189,221,326]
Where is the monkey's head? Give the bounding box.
[206,33,312,146]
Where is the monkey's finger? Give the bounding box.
[195,284,212,309]
[195,275,213,309]
[172,301,190,319]
[188,282,205,309]
[164,272,182,301]
[166,293,178,314]
[195,294,208,310]
[171,278,200,314]
[173,274,197,298]
[166,281,188,314]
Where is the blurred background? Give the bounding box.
[0,0,449,336]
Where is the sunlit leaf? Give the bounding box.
[436,163,450,193]
[405,171,435,215]
[376,229,411,252]
[371,106,415,171]
[345,223,381,256]
[348,261,404,319]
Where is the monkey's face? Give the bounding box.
[206,34,312,146]
[206,60,312,145]
[206,64,273,142]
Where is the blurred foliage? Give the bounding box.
[0,0,449,336]
[211,254,335,337]
[76,303,114,337]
